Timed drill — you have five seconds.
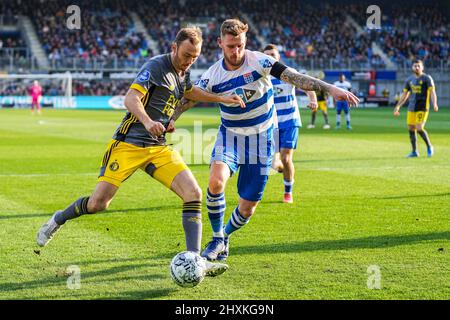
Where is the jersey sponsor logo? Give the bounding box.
[235,88,256,103]
[243,72,254,84]
[109,160,119,172]
[162,94,180,117]
[137,70,150,82]
[259,59,273,69]
[216,82,233,91]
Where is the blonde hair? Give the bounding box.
[220,19,248,37]
[174,26,203,46]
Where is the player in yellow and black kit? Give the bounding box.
[36,27,245,277]
[394,60,439,157]
[307,89,330,129]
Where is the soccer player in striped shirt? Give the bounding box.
[172,19,359,261]
[263,44,318,204]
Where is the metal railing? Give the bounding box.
[48,56,149,71]
[1,52,449,72]
[0,48,36,71]
[0,15,19,26]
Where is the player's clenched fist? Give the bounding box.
[145,120,166,136]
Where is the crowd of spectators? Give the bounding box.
[139,0,262,66]
[0,0,448,71]
[2,0,152,68]
[348,2,450,68]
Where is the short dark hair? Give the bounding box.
[413,59,424,66]
[174,27,203,47]
[263,44,278,52]
[220,19,249,37]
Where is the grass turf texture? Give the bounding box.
[0,107,449,300]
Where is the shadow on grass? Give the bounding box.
[297,156,398,164]
[0,205,180,220]
[0,261,167,295]
[97,288,175,300]
[151,231,450,260]
[230,231,450,256]
[376,193,450,200]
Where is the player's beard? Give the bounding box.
[224,53,245,68]
[171,50,190,74]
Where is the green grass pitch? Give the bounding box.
[0,106,449,300]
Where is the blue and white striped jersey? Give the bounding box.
[271,77,301,129]
[196,50,277,135]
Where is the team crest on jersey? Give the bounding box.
[235,88,256,102]
[259,59,273,69]
[197,78,209,90]
[243,72,254,84]
[137,70,150,82]
[109,160,119,172]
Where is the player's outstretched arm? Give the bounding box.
[184,86,245,108]
[393,91,410,116]
[167,88,246,133]
[124,88,165,136]
[166,98,198,132]
[279,67,359,106]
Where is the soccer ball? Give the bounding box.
[170,251,206,288]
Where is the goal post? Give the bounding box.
[0,72,73,109]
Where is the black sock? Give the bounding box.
[311,112,316,125]
[54,196,90,225]
[182,201,202,254]
[409,130,417,152]
[323,113,329,125]
[417,130,432,148]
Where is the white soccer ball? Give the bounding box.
[170,251,206,288]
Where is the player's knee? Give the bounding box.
[183,185,202,202]
[239,206,256,218]
[280,152,292,165]
[209,176,226,194]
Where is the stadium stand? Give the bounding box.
[0,0,448,103]
[0,0,448,71]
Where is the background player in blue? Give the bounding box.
[333,74,353,130]
[393,59,439,157]
[263,44,318,204]
[171,19,359,261]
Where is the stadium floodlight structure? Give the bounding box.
[0,72,73,109]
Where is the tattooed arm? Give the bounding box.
[279,67,360,106]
